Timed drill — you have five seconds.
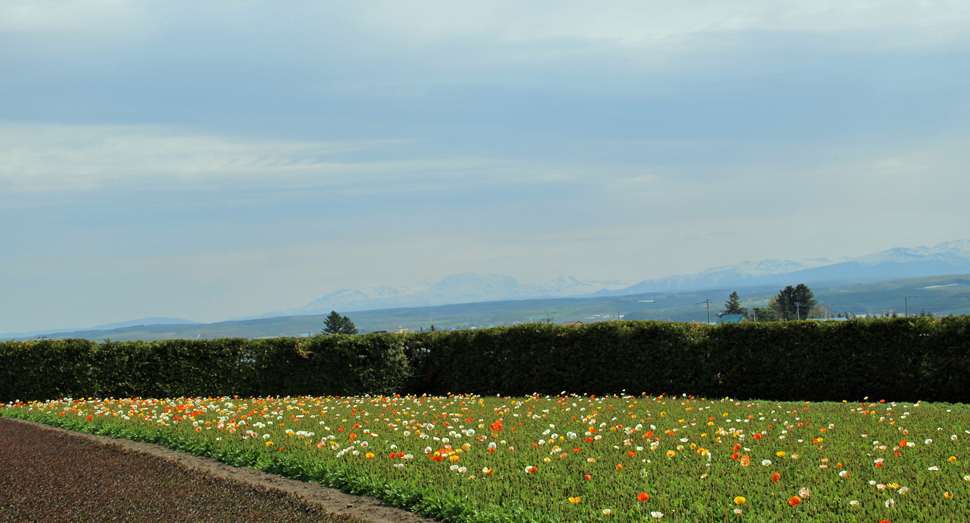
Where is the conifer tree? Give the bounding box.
[322,310,358,335]
[722,291,748,316]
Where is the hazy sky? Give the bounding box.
[3,1,969,332]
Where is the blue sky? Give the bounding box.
[2,1,969,332]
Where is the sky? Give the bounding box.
[2,1,969,333]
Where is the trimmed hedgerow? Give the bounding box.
[1,317,968,403]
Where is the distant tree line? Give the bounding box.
[721,284,823,321]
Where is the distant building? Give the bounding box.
[561,321,584,326]
[717,314,746,324]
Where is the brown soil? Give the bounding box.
[0,418,441,523]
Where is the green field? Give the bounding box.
[4,394,969,522]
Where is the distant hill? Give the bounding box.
[0,317,200,340]
[602,240,970,296]
[253,240,970,319]
[245,272,631,318]
[8,273,968,342]
[88,317,202,330]
[6,239,967,339]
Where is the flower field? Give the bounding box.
[3,394,969,522]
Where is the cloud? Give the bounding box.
[0,122,525,191]
[1,2,969,332]
[357,1,970,47]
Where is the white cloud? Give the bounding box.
[358,1,970,47]
[0,122,485,190]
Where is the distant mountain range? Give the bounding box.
[600,240,970,296]
[249,273,632,318]
[257,240,970,316]
[4,240,968,339]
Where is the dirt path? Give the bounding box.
[0,418,441,523]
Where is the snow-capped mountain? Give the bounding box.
[775,240,970,283]
[262,240,970,317]
[605,240,970,296]
[261,273,632,316]
[602,259,813,295]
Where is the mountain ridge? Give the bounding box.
[5,240,967,337]
[265,240,970,316]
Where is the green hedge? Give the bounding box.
[1,317,968,403]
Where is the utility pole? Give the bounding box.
[903,296,918,317]
[697,299,712,324]
[794,303,801,321]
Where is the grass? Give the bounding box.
[3,394,969,522]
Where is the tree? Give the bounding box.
[771,284,817,321]
[807,304,830,319]
[749,306,779,322]
[321,310,358,335]
[722,291,748,316]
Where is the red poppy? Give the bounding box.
[771,472,781,483]
[628,451,636,457]
[753,433,762,440]
[731,453,740,460]
[788,496,802,507]
[637,492,650,502]
[584,474,592,481]
[733,443,742,451]
[586,437,594,443]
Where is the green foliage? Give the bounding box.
[321,310,358,335]
[749,307,780,322]
[722,291,748,316]
[1,316,969,403]
[772,284,817,320]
